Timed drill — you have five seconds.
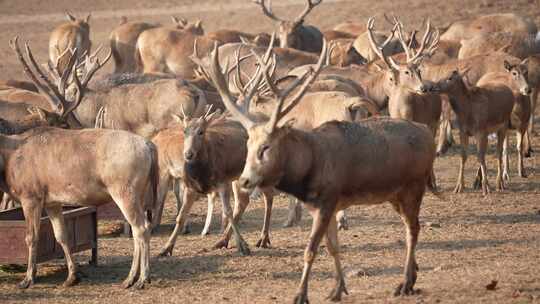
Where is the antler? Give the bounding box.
[253,0,283,22]
[294,0,323,25]
[254,0,322,25]
[10,36,86,120]
[366,17,400,70]
[392,17,439,65]
[76,45,112,87]
[257,39,327,132]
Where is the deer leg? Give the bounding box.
[213,183,251,256]
[495,129,506,191]
[529,88,538,136]
[18,200,42,289]
[201,192,217,236]
[326,213,348,302]
[293,205,334,304]
[174,179,192,235]
[473,166,483,190]
[502,135,510,182]
[454,131,468,193]
[158,186,195,257]
[336,210,348,231]
[256,188,274,248]
[517,129,527,178]
[393,183,422,296]
[284,197,303,227]
[151,173,171,231]
[46,205,79,287]
[476,134,491,196]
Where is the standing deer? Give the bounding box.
[254,0,324,53]
[433,69,515,195]
[4,37,157,289]
[203,40,435,303]
[367,17,441,188]
[49,12,92,75]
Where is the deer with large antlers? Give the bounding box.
[367,17,441,188]
[2,37,158,289]
[200,35,435,302]
[49,12,92,76]
[254,0,324,53]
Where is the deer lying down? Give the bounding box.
[433,70,515,195]
[474,62,531,181]
[206,39,436,302]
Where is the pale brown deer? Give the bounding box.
[49,12,92,75]
[4,37,157,290]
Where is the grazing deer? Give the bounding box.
[49,12,91,75]
[203,39,435,303]
[474,62,532,181]
[4,37,157,290]
[433,68,515,195]
[254,0,324,53]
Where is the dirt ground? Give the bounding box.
[1,0,540,303]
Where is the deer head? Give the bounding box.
[171,16,204,35]
[192,35,327,189]
[254,0,322,49]
[367,16,439,94]
[504,60,532,96]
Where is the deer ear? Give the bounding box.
[171,113,183,123]
[85,13,91,24]
[194,19,203,30]
[66,11,76,22]
[521,58,530,66]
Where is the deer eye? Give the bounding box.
[405,70,410,76]
[258,145,270,160]
[197,130,204,136]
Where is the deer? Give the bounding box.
[253,0,324,53]
[110,16,204,74]
[367,17,442,189]
[432,67,515,195]
[49,12,92,75]
[474,61,532,181]
[4,37,158,290]
[135,19,210,77]
[458,32,540,60]
[205,30,274,46]
[332,21,366,36]
[327,39,367,67]
[202,36,436,303]
[523,54,540,155]
[322,30,357,41]
[440,13,537,42]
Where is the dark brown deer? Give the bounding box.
[254,0,324,53]
[202,40,435,303]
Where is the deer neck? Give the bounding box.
[275,129,315,202]
[364,72,387,108]
[388,86,416,119]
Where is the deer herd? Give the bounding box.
[0,1,538,303]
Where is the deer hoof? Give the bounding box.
[157,246,173,257]
[17,277,34,289]
[255,235,271,248]
[62,273,80,287]
[133,277,150,290]
[393,282,417,296]
[237,239,252,256]
[181,223,191,235]
[293,292,310,304]
[121,277,136,289]
[213,238,229,250]
[327,279,348,302]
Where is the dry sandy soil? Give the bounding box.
[1,0,540,303]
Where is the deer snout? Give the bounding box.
[184,150,194,161]
[238,177,253,189]
[524,86,532,95]
[419,85,429,94]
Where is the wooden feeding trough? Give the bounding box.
[0,206,97,265]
